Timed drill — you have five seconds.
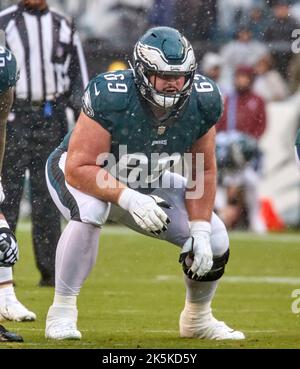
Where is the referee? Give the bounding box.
[0,0,89,286]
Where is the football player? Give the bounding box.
[0,44,36,328]
[215,130,266,233]
[45,27,245,340]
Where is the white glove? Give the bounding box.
[0,177,5,204]
[0,228,19,267]
[179,221,213,279]
[118,188,171,235]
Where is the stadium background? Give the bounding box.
[1,0,300,227]
[0,0,300,349]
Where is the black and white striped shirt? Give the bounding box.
[0,3,88,106]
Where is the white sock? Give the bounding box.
[55,220,100,295]
[0,286,17,305]
[0,267,13,284]
[183,300,212,318]
[53,294,77,307]
[47,294,78,322]
[184,274,219,303]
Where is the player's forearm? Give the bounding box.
[65,164,127,204]
[185,168,216,222]
[0,90,12,174]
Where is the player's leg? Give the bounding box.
[179,212,244,340]
[0,125,36,322]
[109,171,244,340]
[157,172,244,339]
[30,156,61,286]
[45,150,110,340]
[1,126,25,232]
[29,112,68,286]
[0,267,36,322]
[243,166,266,234]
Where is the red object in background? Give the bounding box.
[260,198,285,231]
[217,92,266,140]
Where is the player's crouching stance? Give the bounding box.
[44,27,245,341]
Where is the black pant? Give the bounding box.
[1,102,68,283]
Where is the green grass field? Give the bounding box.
[1,223,300,349]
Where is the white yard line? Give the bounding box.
[145,330,178,334]
[10,328,89,332]
[244,330,278,333]
[222,276,300,285]
[155,275,300,285]
[229,231,300,243]
[17,222,300,243]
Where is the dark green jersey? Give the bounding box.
[60,69,222,187]
[80,70,221,154]
[0,46,18,94]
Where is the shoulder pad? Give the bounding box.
[193,73,223,125]
[82,70,134,131]
[83,70,133,116]
[0,46,18,94]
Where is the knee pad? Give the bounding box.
[183,249,230,282]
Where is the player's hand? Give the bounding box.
[118,188,171,235]
[179,221,213,279]
[0,178,5,204]
[0,228,19,267]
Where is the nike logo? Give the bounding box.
[94,83,100,96]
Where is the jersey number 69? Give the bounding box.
[104,73,128,93]
[194,74,213,93]
[0,46,10,67]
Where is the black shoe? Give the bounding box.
[39,278,55,287]
[0,325,24,342]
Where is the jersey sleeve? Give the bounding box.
[0,47,19,94]
[81,71,131,133]
[195,75,224,135]
[82,77,114,132]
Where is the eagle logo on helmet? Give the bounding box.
[134,39,196,74]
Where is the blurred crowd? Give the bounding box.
[1,0,300,232]
[1,0,300,94]
[41,0,300,87]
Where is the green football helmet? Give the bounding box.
[0,46,19,94]
[133,26,197,110]
[216,131,261,171]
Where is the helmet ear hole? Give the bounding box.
[133,26,197,110]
